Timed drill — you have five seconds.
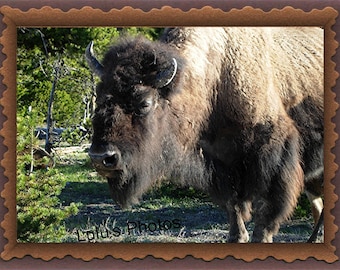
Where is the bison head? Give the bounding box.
[86,37,184,208]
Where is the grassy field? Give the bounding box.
[51,146,321,243]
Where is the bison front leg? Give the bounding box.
[251,179,303,243]
[226,202,251,243]
[251,200,280,243]
[251,123,304,243]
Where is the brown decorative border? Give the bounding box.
[0,5,338,263]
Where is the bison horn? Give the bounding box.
[155,58,178,88]
[85,41,104,78]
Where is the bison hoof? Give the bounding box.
[228,232,249,243]
[251,229,274,243]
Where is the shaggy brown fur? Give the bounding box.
[87,27,323,243]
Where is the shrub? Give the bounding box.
[16,107,79,242]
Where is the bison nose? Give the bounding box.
[102,152,120,167]
[88,144,121,169]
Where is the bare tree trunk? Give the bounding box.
[28,106,34,174]
[45,58,61,153]
[90,72,97,119]
[82,73,97,124]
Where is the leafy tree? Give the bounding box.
[17,28,95,128]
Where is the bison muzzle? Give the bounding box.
[86,27,324,243]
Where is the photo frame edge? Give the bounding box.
[0,4,338,264]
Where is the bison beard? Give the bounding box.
[86,27,323,243]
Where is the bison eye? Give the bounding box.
[135,98,153,116]
[124,103,134,113]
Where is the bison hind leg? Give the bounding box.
[304,166,324,225]
[306,191,323,225]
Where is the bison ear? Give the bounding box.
[85,41,104,78]
[153,58,178,89]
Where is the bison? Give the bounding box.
[85,27,324,243]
